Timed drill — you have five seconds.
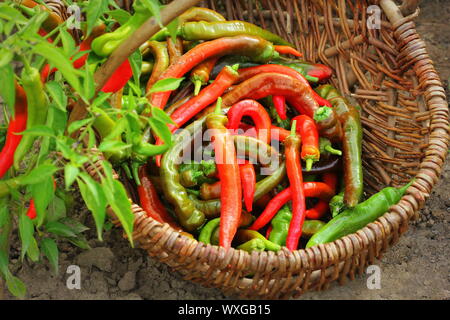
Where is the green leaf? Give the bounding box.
[149,117,172,145]
[64,164,79,190]
[67,235,91,250]
[60,28,76,56]
[18,213,35,261]
[106,9,131,25]
[45,221,77,238]
[0,64,15,115]
[141,0,162,27]
[151,106,174,125]
[83,63,95,101]
[87,126,96,149]
[19,164,58,185]
[0,251,10,278]
[148,77,185,94]
[6,275,27,299]
[129,50,142,88]
[77,174,107,240]
[102,179,134,245]
[166,17,179,43]
[30,176,55,227]
[86,0,109,37]
[46,196,67,223]
[0,200,8,229]
[59,218,89,234]
[33,41,83,94]
[40,238,59,274]
[46,81,67,111]
[19,125,56,137]
[47,103,68,136]
[19,10,49,38]
[0,4,27,23]
[0,48,13,68]
[91,91,112,109]
[98,140,131,153]
[67,118,94,135]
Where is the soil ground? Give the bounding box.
[1,1,449,300]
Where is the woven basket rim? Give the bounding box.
[80,0,450,298]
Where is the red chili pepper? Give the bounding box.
[190,57,220,96]
[239,161,256,212]
[149,35,279,110]
[265,225,273,239]
[154,65,240,167]
[306,173,337,219]
[274,45,303,57]
[137,166,181,230]
[207,98,242,249]
[249,182,334,231]
[272,95,287,120]
[26,199,37,220]
[270,125,290,142]
[101,58,133,93]
[226,99,272,144]
[293,115,320,171]
[0,83,28,179]
[237,65,332,108]
[285,121,306,250]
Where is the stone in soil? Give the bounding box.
[75,247,115,272]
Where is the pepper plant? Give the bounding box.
[0,0,178,298]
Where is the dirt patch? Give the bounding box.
[1,1,449,300]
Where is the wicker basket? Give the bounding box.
[82,0,450,299]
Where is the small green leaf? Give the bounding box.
[129,50,142,87]
[0,64,15,115]
[98,140,131,153]
[77,174,107,240]
[6,275,27,299]
[19,125,56,137]
[46,81,68,111]
[141,0,162,27]
[166,17,179,43]
[67,235,91,250]
[151,106,175,125]
[26,237,40,262]
[148,77,185,94]
[60,28,76,56]
[149,117,172,145]
[59,218,89,234]
[83,63,95,101]
[18,213,35,261]
[0,48,13,68]
[86,0,109,37]
[91,91,112,109]
[64,164,79,190]
[46,196,67,223]
[106,9,131,25]
[45,221,77,238]
[0,4,28,23]
[41,238,59,274]
[67,118,94,135]
[30,176,55,227]
[19,164,58,185]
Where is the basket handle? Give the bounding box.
[400,0,421,16]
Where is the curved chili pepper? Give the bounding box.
[0,83,27,179]
[137,168,179,231]
[226,99,272,144]
[318,85,363,207]
[239,161,256,213]
[274,45,302,57]
[149,35,280,110]
[190,57,219,96]
[206,99,242,249]
[272,95,287,120]
[307,182,413,247]
[143,41,170,91]
[270,60,333,83]
[234,230,281,252]
[13,67,48,170]
[237,64,332,108]
[167,37,184,65]
[101,58,133,93]
[249,181,334,231]
[293,115,320,171]
[200,181,221,200]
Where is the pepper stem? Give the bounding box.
[194,80,202,96]
[313,106,332,122]
[305,75,319,83]
[214,97,222,115]
[305,158,313,172]
[290,120,297,136]
[131,162,141,186]
[121,163,133,180]
[325,145,342,156]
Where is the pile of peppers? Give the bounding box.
[2,2,412,250]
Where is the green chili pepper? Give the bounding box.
[306,182,413,248]
[268,205,291,246]
[302,220,326,239]
[329,190,345,218]
[234,229,281,252]
[13,67,49,169]
[198,218,221,244]
[317,85,363,208]
[237,238,266,252]
[91,0,151,56]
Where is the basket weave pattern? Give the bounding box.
[82,0,450,299]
